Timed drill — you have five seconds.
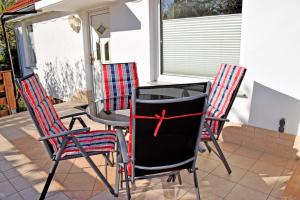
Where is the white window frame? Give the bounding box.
[151,0,241,84]
[22,22,37,68]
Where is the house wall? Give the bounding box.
[21,12,89,102]
[239,0,300,135]
[16,0,300,135]
[16,0,151,102]
[149,0,300,135]
[109,0,151,85]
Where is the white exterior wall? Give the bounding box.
[109,0,151,85]
[29,12,88,101]
[17,0,151,101]
[17,0,300,135]
[239,0,300,135]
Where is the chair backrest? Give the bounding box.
[207,64,247,135]
[101,62,139,112]
[17,73,67,156]
[129,85,208,178]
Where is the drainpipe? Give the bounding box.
[1,10,38,112]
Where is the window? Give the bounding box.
[26,24,37,67]
[160,0,242,77]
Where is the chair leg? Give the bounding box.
[177,171,182,185]
[70,137,116,196]
[208,133,232,174]
[114,163,120,196]
[204,141,212,153]
[39,160,59,200]
[68,118,76,130]
[123,163,131,200]
[76,117,87,128]
[193,170,201,200]
[40,138,68,200]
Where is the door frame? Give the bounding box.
[87,8,110,101]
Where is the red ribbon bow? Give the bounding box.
[134,109,205,137]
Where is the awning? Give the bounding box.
[35,0,119,12]
[5,0,40,12]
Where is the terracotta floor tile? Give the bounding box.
[250,161,284,176]
[266,196,279,200]
[46,192,71,200]
[14,162,40,176]
[259,153,288,168]
[9,175,32,191]
[151,183,192,200]
[19,187,40,199]
[179,169,208,186]
[0,172,6,182]
[197,156,221,173]
[234,146,263,160]
[0,159,15,172]
[269,169,291,198]
[23,171,48,185]
[180,189,222,200]
[54,173,69,184]
[65,190,93,200]
[5,193,23,200]
[200,174,236,198]
[239,171,278,194]
[0,180,17,198]
[3,154,32,168]
[4,168,23,179]
[63,172,96,191]
[89,190,119,200]
[211,164,247,183]
[225,184,268,200]
[285,159,299,170]
[227,154,256,170]
[33,179,64,196]
[217,142,240,153]
[200,148,232,161]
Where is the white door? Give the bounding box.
[89,9,110,101]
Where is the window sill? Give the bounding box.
[157,74,213,84]
[25,66,38,69]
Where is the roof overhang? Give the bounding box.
[35,0,119,12]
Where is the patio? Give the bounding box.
[0,101,299,200]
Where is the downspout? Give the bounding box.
[1,10,38,112]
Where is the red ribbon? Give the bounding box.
[134,109,205,137]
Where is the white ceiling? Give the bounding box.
[35,0,119,12]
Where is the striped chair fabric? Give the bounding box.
[101,62,139,112]
[202,64,246,140]
[19,74,116,157]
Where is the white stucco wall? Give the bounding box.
[17,0,151,101]
[109,0,151,85]
[29,12,88,101]
[239,0,300,135]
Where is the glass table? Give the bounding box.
[85,82,208,128]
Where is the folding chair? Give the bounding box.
[115,85,208,200]
[17,73,117,200]
[201,64,247,174]
[100,62,139,114]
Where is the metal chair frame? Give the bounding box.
[115,89,208,200]
[202,67,247,174]
[16,73,117,200]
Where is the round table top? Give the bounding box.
[85,101,130,128]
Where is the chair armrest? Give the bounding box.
[39,127,90,141]
[205,117,230,122]
[60,111,87,119]
[116,129,130,164]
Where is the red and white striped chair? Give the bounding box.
[201,64,247,174]
[17,74,117,200]
[101,62,139,113]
